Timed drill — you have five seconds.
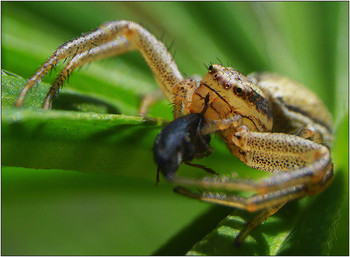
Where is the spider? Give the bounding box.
[16,20,334,245]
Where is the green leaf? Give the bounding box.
[2,2,348,255]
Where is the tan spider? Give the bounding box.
[16,20,334,245]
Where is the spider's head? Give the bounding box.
[200,64,273,132]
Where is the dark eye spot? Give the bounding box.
[235,87,243,95]
[224,83,231,89]
[213,74,218,79]
[208,65,213,71]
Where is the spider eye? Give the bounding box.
[208,65,213,72]
[234,86,243,95]
[224,83,231,89]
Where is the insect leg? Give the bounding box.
[184,162,217,175]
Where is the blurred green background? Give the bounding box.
[2,2,348,255]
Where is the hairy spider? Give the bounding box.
[16,21,334,245]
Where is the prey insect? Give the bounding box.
[153,93,216,183]
[16,20,334,245]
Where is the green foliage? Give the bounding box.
[2,2,348,255]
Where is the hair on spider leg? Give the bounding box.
[138,21,146,29]
[167,40,176,52]
[46,62,57,76]
[153,27,165,42]
[203,61,213,71]
[170,49,177,61]
[168,102,177,113]
[160,31,165,42]
[80,31,88,37]
[66,72,72,84]
[83,62,93,70]
[216,57,223,66]
[168,102,175,108]
[168,45,177,61]
[158,29,175,54]
[33,79,42,91]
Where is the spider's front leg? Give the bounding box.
[174,125,333,244]
[175,125,333,196]
[230,126,334,194]
[171,77,201,118]
[16,20,185,110]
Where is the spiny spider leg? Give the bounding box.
[16,20,184,108]
[172,155,332,194]
[175,166,332,244]
[43,37,135,109]
[17,26,115,106]
[172,78,200,118]
[174,184,306,212]
[172,127,333,194]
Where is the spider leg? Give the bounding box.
[171,126,333,195]
[174,168,332,245]
[171,78,199,118]
[42,37,135,109]
[230,126,334,194]
[234,202,285,246]
[174,185,305,245]
[140,75,205,117]
[138,89,164,116]
[295,125,324,145]
[173,153,332,194]
[16,20,184,107]
[174,184,306,212]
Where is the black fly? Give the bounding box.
[153,94,216,182]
